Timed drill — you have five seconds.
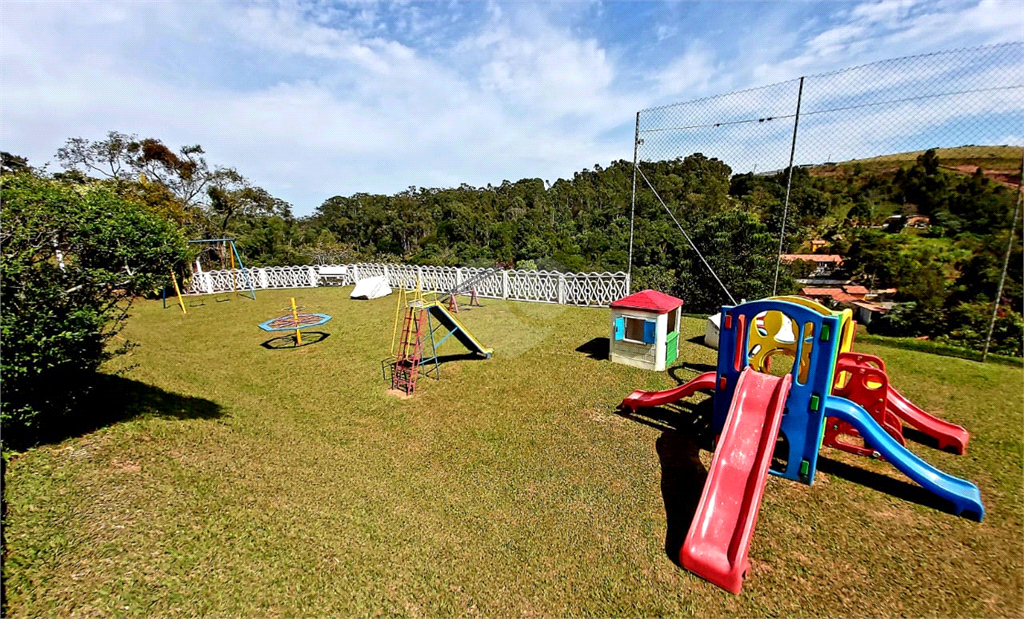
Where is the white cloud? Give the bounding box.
[652,47,720,98]
[1,0,1020,216]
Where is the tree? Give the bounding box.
[56,131,243,212]
[674,208,783,313]
[1,171,187,447]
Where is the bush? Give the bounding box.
[1,173,186,448]
[938,301,1024,357]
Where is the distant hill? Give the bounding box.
[821,145,1023,187]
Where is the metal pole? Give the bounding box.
[772,76,804,296]
[627,112,640,294]
[982,148,1023,362]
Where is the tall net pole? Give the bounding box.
[982,147,1024,362]
[772,76,804,297]
[627,112,640,294]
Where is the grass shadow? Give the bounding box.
[667,363,716,385]
[260,331,331,349]
[900,426,960,453]
[7,373,224,451]
[433,352,483,365]
[575,337,609,361]
[815,454,959,515]
[617,398,715,566]
[685,334,709,346]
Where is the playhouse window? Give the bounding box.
[667,310,678,334]
[623,317,656,344]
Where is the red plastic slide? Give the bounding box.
[831,353,969,455]
[887,385,969,454]
[620,371,717,412]
[680,368,792,594]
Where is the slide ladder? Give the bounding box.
[392,306,428,395]
[681,368,792,594]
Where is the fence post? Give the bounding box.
[383,264,390,286]
[203,272,214,294]
[502,270,509,300]
[558,273,565,305]
[307,267,318,287]
[456,267,463,288]
[259,268,269,289]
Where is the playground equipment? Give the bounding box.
[258,298,332,347]
[162,268,187,314]
[187,238,257,301]
[385,276,493,395]
[770,295,970,456]
[620,297,983,594]
[609,289,685,371]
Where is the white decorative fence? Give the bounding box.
[185,263,629,307]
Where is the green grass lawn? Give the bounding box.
[3,288,1022,617]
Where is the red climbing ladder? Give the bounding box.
[392,305,428,394]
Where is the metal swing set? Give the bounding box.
[187,238,257,302]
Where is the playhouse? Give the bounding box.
[620,296,982,594]
[609,289,684,371]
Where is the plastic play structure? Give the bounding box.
[620,296,983,594]
[385,272,495,395]
[258,297,332,347]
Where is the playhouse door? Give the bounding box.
[666,330,679,365]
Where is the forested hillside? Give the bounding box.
[4,136,1021,355]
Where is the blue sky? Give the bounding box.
[2,0,1022,216]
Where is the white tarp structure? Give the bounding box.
[350,275,391,300]
[705,313,721,349]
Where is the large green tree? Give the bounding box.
[1,171,187,447]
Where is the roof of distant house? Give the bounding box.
[610,289,684,313]
[843,285,869,295]
[800,287,843,297]
[780,254,843,264]
[851,300,888,313]
[800,288,862,305]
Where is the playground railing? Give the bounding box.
[185,263,630,307]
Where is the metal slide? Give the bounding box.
[426,303,493,358]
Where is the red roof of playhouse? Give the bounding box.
[610,289,684,313]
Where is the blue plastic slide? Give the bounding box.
[824,396,984,521]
